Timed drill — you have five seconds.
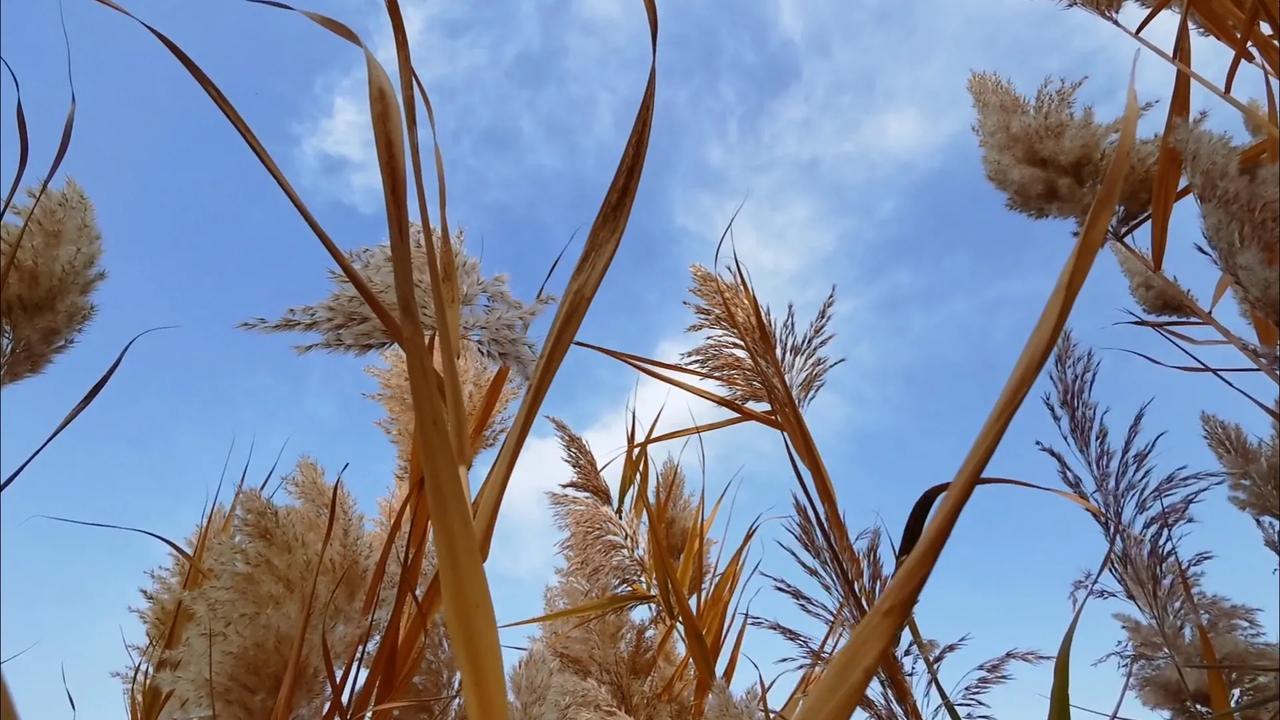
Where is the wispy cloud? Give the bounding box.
[288,0,1175,567]
[293,0,647,213]
[297,79,384,211]
[288,0,1277,679]
[663,0,1164,301]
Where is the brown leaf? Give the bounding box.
[790,59,1142,720]
[1149,3,1192,270]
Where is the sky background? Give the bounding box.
[1,0,1276,718]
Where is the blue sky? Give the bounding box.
[1,0,1276,717]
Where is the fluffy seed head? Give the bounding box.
[1117,595,1278,719]
[1202,412,1280,557]
[1179,125,1279,328]
[1,178,106,384]
[130,459,370,719]
[1111,242,1198,318]
[968,72,1157,222]
[683,264,840,409]
[242,225,552,378]
[1242,100,1272,142]
[366,341,520,475]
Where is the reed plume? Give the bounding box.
[242,225,552,378]
[0,178,106,385]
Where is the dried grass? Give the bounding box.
[2,1,1276,720]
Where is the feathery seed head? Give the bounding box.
[242,225,553,378]
[1,178,106,385]
[967,72,1156,222]
[366,341,520,476]
[1118,595,1278,719]
[1178,125,1280,328]
[683,263,840,409]
[130,459,369,719]
[1242,100,1272,142]
[1202,412,1280,557]
[1110,242,1199,318]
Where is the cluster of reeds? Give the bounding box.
[1,0,1276,719]
[967,0,1279,717]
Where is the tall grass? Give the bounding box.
[0,0,1275,718]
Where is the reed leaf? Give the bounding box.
[2,328,171,493]
[791,58,1140,720]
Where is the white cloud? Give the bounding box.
[670,0,1269,305]
[669,0,1151,300]
[293,0,646,212]
[297,77,383,211]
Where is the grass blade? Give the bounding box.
[791,58,1141,720]
[1104,347,1260,373]
[1133,317,1279,418]
[499,591,655,628]
[0,57,30,223]
[906,617,964,720]
[467,366,511,463]
[378,7,661,685]
[641,491,717,690]
[1047,545,1113,720]
[574,340,719,381]
[91,0,407,348]
[382,0,470,463]
[1108,662,1135,720]
[577,342,781,429]
[1133,0,1175,35]
[895,477,1105,565]
[0,644,38,667]
[0,7,75,289]
[1149,2,1191,270]
[472,0,660,555]
[1185,663,1280,673]
[2,327,170,493]
[364,29,510,717]
[35,515,202,572]
[638,416,755,449]
[1247,306,1279,350]
[60,665,75,719]
[1165,532,1233,715]
[721,607,751,684]
[1209,272,1233,311]
[1223,1,1262,94]
[1111,18,1275,137]
[1262,66,1278,162]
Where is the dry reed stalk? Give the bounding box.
[784,60,1142,720]
[0,672,18,720]
[1062,0,1280,355]
[23,1,1273,719]
[981,4,1280,717]
[88,0,662,716]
